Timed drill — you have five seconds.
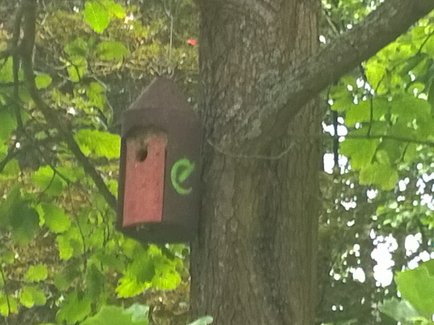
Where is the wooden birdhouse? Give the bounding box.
[117,77,202,243]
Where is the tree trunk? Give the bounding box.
[191,1,321,324]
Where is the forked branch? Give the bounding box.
[19,0,117,210]
[256,0,434,143]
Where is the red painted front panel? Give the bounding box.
[122,134,167,227]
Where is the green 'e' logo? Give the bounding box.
[171,158,195,195]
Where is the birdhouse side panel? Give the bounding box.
[161,127,202,230]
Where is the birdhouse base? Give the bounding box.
[122,223,197,243]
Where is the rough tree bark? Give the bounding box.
[191,1,321,324]
[189,0,434,324]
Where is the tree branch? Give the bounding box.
[19,0,117,210]
[0,147,18,174]
[0,265,11,319]
[257,0,434,143]
[345,134,434,147]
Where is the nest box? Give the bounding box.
[118,78,201,242]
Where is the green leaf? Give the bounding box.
[97,41,129,61]
[417,118,434,139]
[55,165,85,183]
[20,286,47,308]
[84,1,110,34]
[365,60,385,90]
[330,89,353,113]
[24,264,48,282]
[0,186,20,226]
[67,57,88,82]
[32,166,66,197]
[395,260,434,318]
[427,79,434,110]
[340,138,379,170]
[87,82,107,109]
[56,291,91,324]
[0,110,16,144]
[54,265,81,291]
[150,249,181,290]
[152,269,181,291]
[388,121,417,141]
[74,129,120,159]
[376,140,403,165]
[81,304,149,325]
[103,0,126,19]
[85,264,105,300]
[94,250,125,272]
[128,253,155,283]
[403,143,418,163]
[35,73,52,89]
[345,100,371,127]
[116,276,148,298]
[0,159,19,180]
[125,304,150,322]
[64,38,89,58]
[422,35,434,58]
[0,250,15,265]
[56,236,74,261]
[359,162,398,190]
[38,203,71,233]
[379,298,421,322]
[375,149,391,165]
[56,227,84,261]
[0,293,18,316]
[121,238,143,259]
[0,58,13,83]
[390,94,431,123]
[9,205,39,245]
[345,97,388,127]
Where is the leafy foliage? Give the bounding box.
[395,260,434,318]
[329,20,434,190]
[83,0,126,34]
[0,0,197,324]
[0,0,432,324]
[81,304,150,325]
[318,2,434,324]
[379,260,434,324]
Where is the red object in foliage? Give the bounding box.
[187,38,197,46]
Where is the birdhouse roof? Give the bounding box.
[128,77,191,112]
[121,77,200,137]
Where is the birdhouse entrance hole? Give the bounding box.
[136,147,148,161]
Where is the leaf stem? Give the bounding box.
[19,0,117,210]
[0,264,11,319]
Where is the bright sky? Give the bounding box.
[321,123,434,291]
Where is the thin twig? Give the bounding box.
[0,147,18,173]
[12,3,24,130]
[19,0,116,210]
[358,65,375,137]
[0,265,11,318]
[345,134,434,147]
[67,186,88,272]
